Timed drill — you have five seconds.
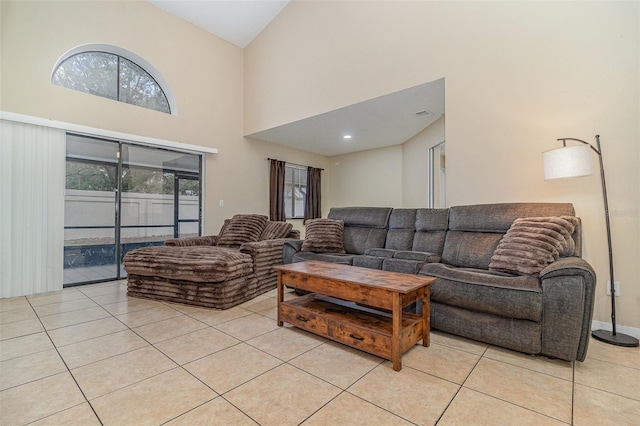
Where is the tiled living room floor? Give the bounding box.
[1,281,638,425]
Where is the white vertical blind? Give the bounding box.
[1,120,66,297]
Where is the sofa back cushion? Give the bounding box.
[217,214,268,248]
[412,208,449,254]
[385,209,416,250]
[301,218,346,254]
[328,207,391,254]
[442,203,580,268]
[259,221,293,240]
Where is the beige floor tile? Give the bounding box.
[290,341,383,389]
[116,305,183,328]
[0,348,67,391]
[225,363,341,426]
[430,330,489,355]
[465,358,573,423]
[573,384,640,426]
[348,363,459,425]
[187,306,252,326]
[90,367,216,425]
[247,326,324,361]
[0,371,85,425]
[89,290,129,306]
[237,293,272,309]
[184,343,282,394]
[214,313,279,341]
[155,327,240,365]
[484,346,573,380]
[57,329,149,369]
[78,282,123,297]
[0,332,54,361]
[440,387,567,425]
[241,295,277,313]
[39,306,110,330]
[0,317,44,340]
[27,289,87,307]
[575,356,640,401]
[31,402,101,426]
[101,297,160,315]
[0,306,37,325]
[402,342,480,384]
[258,305,278,320]
[32,297,99,317]
[302,391,413,425]
[586,337,640,370]
[133,314,208,344]
[166,397,257,425]
[47,316,127,347]
[72,345,177,399]
[0,296,30,312]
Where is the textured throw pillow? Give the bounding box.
[301,218,346,254]
[217,214,268,248]
[259,221,294,240]
[488,216,578,276]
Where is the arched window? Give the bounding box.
[52,44,176,115]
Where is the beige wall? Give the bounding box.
[0,0,326,236]
[245,1,640,329]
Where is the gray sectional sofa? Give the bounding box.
[283,203,596,361]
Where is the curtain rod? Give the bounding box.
[267,158,324,171]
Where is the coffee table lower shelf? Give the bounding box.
[279,294,423,364]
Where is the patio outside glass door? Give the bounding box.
[64,134,202,286]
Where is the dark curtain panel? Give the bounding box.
[269,159,286,222]
[304,166,322,223]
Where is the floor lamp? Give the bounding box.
[543,135,639,347]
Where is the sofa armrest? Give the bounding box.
[283,239,304,264]
[539,257,596,361]
[240,238,290,275]
[165,235,218,247]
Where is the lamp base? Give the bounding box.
[592,329,639,347]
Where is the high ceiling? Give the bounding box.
[148,1,445,156]
[148,0,290,48]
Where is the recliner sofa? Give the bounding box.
[283,203,596,361]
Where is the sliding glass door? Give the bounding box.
[64,134,202,286]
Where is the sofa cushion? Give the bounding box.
[488,216,579,276]
[301,218,346,253]
[342,227,388,255]
[292,251,354,264]
[327,207,392,228]
[421,262,542,321]
[415,208,449,231]
[394,250,441,263]
[364,248,396,258]
[123,246,253,283]
[441,231,503,269]
[259,221,293,240]
[217,214,268,248]
[353,255,384,269]
[383,258,424,274]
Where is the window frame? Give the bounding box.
[51,44,177,115]
[284,164,307,220]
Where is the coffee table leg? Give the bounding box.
[277,271,283,327]
[392,292,402,371]
[422,287,430,347]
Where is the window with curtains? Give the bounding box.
[52,46,172,114]
[284,165,307,219]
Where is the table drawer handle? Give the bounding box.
[326,308,347,314]
[295,315,309,322]
[349,333,365,341]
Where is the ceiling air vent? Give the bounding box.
[415,110,432,118]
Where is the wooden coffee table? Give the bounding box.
[275,261,435,371]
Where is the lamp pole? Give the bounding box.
[557,136,638,347]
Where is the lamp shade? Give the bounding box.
[543,144,593,180]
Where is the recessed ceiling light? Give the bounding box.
[343,135,352,139]
[415,110,432,118]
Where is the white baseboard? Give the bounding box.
[591,321,640,339]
